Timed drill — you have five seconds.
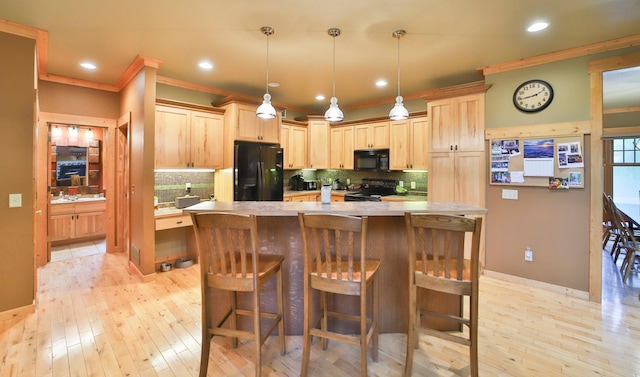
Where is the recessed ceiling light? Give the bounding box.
[527,22,549,33]
[316,95,325,101]
[268,82,280,88]
[376,80,388,87]
[198,61,213,70]
[80,62,96,70]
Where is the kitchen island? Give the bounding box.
[184,201,487,335]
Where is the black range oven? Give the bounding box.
[344,178,398,202]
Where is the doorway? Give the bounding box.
[35,112,119,269]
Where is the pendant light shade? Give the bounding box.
[256,26,277,119]
[324,28,344,122]
[389,29,409,121]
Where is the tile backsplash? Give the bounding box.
[154,171,214,206]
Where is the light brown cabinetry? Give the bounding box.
[236,104,280,143]
[330,126,354,169]
[220,101,281,168]
[428,94,484,153]
[354,121,389,150]
[427,93,485,206]
[155,214,197,266]
[281,121,308,169]
[308,118,330,169]
[155,105,224,169]
[284,193,320,202]
[389,117,429,170]
[50,201,106,243]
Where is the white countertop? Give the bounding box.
[51,197,106,205]
[183,200,486,217]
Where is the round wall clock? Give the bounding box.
[512,79,554,113]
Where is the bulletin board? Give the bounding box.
[489,135,585,189]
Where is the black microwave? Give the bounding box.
[354,149,390,171]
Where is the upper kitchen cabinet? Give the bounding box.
[281,120,308,170]
[389,117,428,170]
[228,102,280,143]
[155,104,225,169]
[308,117,330,169]
[330,125,354,169]
[354,121,389,150]
[428,93,485,153]
[220,100,281,168]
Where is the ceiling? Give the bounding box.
[1,0,640,114]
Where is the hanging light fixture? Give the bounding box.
[256,26,277,119]
[68,125,79,137]
[324,27,344,122]
[389,29,409,121]
[85,128,94,139]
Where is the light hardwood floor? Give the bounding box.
[1,246,639,376]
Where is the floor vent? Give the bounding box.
[131,243,140,264]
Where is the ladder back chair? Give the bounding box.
[191,212,286,377]
[297,212,380,377]
[608,200,640,283]
[403,213,483,377]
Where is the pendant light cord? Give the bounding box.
[332,33,336,97]
[265,30,270,94]
[396,32,401,97]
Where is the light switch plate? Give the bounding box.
[502,189,518,200]
[9,193,22,208]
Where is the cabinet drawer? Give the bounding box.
[156,215,193,231]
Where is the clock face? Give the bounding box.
[513,79,554,113]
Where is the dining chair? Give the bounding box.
[609,202,640,283]
[191,212,286,377]
[403,213,483,377]
[297,212,380,377]
[603,194,623,259]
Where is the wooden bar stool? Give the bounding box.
[403,213,483,377]
[191,212,286,377]
[297,213,380,377]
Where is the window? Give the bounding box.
[612,137,640,204]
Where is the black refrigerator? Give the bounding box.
[234,141,284,201]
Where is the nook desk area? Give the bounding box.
[183,201,487,335]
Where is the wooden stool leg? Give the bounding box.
[277,268,286,356]
[200,287,211,377]
[360,288,368,377]
[253,282,262,377]
[321,291,328,350]
[372,277,379,362]
[404,282,417,377]
[230,291,238,348]
[301,283,312,377]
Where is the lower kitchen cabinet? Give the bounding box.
[50,201,106,243]
[155,213,197,269]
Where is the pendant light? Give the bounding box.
[256,26,277,119]
[389,29,409,121]
[324,28,344,122]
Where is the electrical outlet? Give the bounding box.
[524,247,533,262]
[186,182,191,190]
[398,181,403,187]
[411,182,416,189]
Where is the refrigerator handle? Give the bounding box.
[257,161,264,201]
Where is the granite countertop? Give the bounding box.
[183,200,486,217]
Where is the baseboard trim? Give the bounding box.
[483,270,590,300]
[127,260,157,283]
[0,303,35,321]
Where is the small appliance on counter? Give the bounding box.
[304,180,318,190]
[289,173,305,191]
[175,195,200,209]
